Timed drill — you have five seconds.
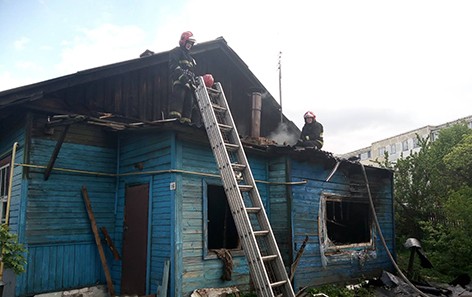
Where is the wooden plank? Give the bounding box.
[100,226,121,260]
[290,235,309,281]
[156,259,170,297]
[81,185,115,297]
[44,124,70,180]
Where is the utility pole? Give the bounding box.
[278,51,283,123]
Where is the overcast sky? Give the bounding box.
[1,0,471,154]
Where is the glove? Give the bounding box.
[183,69,195,81]
[178,73,190,84]
[184,69,195,79]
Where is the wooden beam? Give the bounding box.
[290,235,309,282]
[82,185,115,297]
[100,226,121,260]
[44,124,70,180]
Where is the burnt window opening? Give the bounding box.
[207,185,239,250]
[326,199,371,245]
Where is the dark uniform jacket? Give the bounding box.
[169,46,196,88]
[300,121,324,148]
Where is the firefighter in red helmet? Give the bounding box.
[299,111,324,149]
[168,31,198,123]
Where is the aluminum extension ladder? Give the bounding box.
[194,76,296,297]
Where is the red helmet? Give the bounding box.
[203,74,214,88]
[304,111,316,119]
[179,31,196,47]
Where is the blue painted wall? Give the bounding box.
[0,115,28,297]
[289,159,394,290]
[177,140,270,296]
[267,156,291,266]
[15,123,117,296]
[1,116,394,296]
[113,131,174,295]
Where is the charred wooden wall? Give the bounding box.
[289,159,394,289]
[29,47,287,139]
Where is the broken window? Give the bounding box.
[323,195,371,246]
[0,157,11,224]
[206,184,239,251]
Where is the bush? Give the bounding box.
[0,224,26,274]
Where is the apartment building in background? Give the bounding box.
[341,115,472,166]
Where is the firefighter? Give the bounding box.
[168,31,197,123]
[299,111,324,149]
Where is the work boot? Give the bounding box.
[169,111,181,119]
[180,117,191,123]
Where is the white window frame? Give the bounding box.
[0,162,10,224]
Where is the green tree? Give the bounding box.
[393,123,472,279]
[443,133,472,183]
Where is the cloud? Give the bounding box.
[55,23,147,75]
[14,37,30,50]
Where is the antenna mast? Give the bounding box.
[278,51,283,123]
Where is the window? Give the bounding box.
[390,144,396,155]
[360,150,371,160]
[205,184,239,252]
[0,157,11,224]
[413,138,420,148]
[402,140,409,151]
[378,147,385,156]
[321,194,372,247]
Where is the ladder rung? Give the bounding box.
[231,163,246,171]
[270,280,288,288]
[211,103,226,113]
[224,143,239,151]
[238,184,253,192]
[253,230,269,236]
[218,123,233,132]
[195,78,295,296]
[207,87,220,94]
[262,254,278,262]
[246,207,261,213]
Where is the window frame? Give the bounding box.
[319,192,374,253]
[378,146,385,157]
[402,140,409,151]
[0,155,12,224]
[202,179,243,259]
[390,144,397,155]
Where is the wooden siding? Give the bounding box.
[0,114,27,236]
[0,114,30,297]
[289,160,394,289]
[268,157,292,267]
[178,141,270,296]
[17,119,117,296]
[114,131,174,295]
[40,65,169,122]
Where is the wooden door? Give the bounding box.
[121,183,149,295]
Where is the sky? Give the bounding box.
[1,0,471,155]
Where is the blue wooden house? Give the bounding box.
[0,37,394,296]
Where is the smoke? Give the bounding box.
[269,122,299,145]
